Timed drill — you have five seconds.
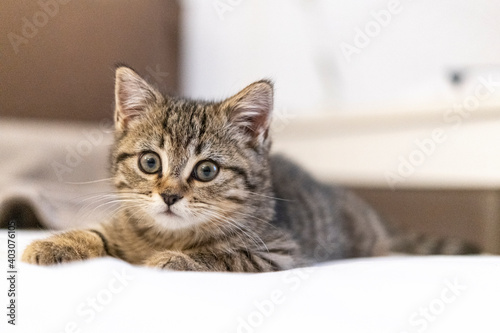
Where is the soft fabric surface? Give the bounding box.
[0,231,499,333]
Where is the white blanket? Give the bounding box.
[0,231,499,333]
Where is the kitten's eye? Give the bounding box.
[138,152,161,174]
[193,160,219,182]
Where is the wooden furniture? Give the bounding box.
[353,188,500,253]
[0,0,179,122]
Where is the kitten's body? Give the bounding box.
[270,156,389,263]
[83,155,388,271]
[22,67,477,272]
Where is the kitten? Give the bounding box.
[21,67,479,271]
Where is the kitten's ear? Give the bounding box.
[222,80,274,144]
[114,66,163,131]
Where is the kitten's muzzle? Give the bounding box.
[161,194,183,207]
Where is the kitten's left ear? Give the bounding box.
[114,66,163,131]
[222,80,274,144]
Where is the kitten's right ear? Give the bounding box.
[114,66,163,131]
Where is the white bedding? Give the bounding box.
[1,119,500,332]
[0,231,499,333]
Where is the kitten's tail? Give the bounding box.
[388,231,481,255]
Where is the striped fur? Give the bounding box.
[21,66,479,271]
[389,232,480,255]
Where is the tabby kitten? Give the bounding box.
[21,67,475,272]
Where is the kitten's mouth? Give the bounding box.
[164,208,178,217]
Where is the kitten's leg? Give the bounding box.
[144,251,205,271]
[22,229,108,265]
[144,250,292,272]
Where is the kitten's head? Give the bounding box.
[111,66,275,232]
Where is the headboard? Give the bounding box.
[0,0,179,122]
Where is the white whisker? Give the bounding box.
[64,178,114,185]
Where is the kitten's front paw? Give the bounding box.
[144,251,204,271]
[22,240,86,265]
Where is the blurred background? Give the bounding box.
[4,0,500,119]
[2,0,500,251]
[182,0,500,115]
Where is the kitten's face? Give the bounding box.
[111,67,274,231]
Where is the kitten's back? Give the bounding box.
[270,155,481,261]
[270,155,390,264]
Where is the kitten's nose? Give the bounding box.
[161,194,183,206]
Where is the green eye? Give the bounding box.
[193,160,219,182]
[139,152,161,174]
